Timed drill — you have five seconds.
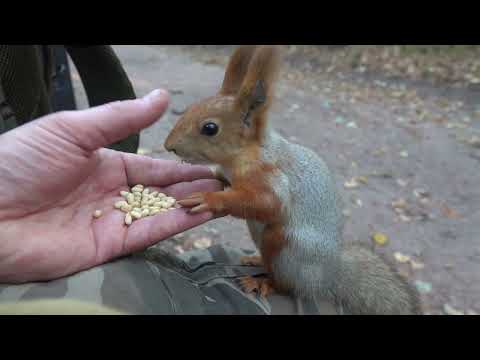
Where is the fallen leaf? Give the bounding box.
[419,197,430,205]
[399,150,409,158]
[443,304,464,316]
[399,214,412,223]
[392,90,406,98]
[415,280,432,294]
[373,148,386,156]
[344,179,359,189]
[410,260,425,270]
[440,205,460,219]
[468,136,480,148]
[372,232,389,246]
[394,252,411,263]
[392,198,408,210]
[446,122,467,129]
[193,237,213,250]
[289,104,300,112]
[356,176,368,184]
[370,170,393,178]
[432,116,448,124]
[413,189,430,199]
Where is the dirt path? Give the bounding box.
[71,45,479,315]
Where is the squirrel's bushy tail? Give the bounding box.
[333,243,422,315]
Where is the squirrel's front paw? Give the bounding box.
[178,192,226,215]
[177,192,210,214]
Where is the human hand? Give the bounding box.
[0,90,223,283]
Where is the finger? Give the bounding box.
[47,89,170,152]
[123,209,214,254]
[121,153,218,187]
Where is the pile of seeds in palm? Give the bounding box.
[113,184,177,226]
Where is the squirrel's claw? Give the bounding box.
[178,192,212,214]
[190,203,211,214]
[177,193,205,207]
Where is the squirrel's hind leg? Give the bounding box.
[239,276,276,298]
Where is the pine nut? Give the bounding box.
[113,185,177,224]
[115,201,128,209]
[127,194,135,204]
[131,211,142,220]
[120,204,132,213]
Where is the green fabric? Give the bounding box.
[0,45,52,126]
[0,45,139,154]
[0,245,339,315]
[65,45,139,153]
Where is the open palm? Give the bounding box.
[0,90,222,283]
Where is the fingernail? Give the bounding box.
[143,89,170,103]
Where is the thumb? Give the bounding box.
[46,89,170,152]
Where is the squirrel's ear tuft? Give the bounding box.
[236,46,280,127]
[219,45,257,96]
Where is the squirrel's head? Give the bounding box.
[164,45,280,166]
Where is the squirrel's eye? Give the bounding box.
[201,122,219,137]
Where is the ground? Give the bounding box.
[70,45,480,315]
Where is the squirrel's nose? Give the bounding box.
[164,137,173,152]
[164,141,177,155]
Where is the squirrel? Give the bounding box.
[164,45,422,315]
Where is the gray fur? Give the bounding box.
[259,128,342,299]
[249,127,420,314]
[335,243,422,315]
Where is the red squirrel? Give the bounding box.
[164,45,421,315]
